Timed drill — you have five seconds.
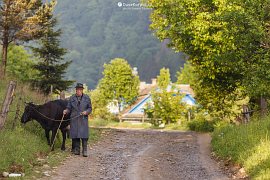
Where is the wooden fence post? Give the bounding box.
[0,81,17,130]
[242,105,250,124]
[142,114,145,123]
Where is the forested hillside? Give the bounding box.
[54,0,185,88]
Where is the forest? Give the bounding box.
[54,0,185,88]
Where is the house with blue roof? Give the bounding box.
[121,80,196,121]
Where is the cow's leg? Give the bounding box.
[66,125,70,139]
[50,129,57,151]
[60,129,66,151]
[45,129,51,146]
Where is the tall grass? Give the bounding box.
[212,117,270,179]
[0,126,49,174]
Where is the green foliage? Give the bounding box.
[212,116,270,179]
[188,119,215,132]
[98,58,140,111]
[88,89,115,120]
[163,122,189,131]
[151,91,186,125]
[4,44,38,82]
[176,62,195,84]
[157,68,170,89]
[31,17,73,95]
[148,68,187,125]
[54,0,185,88]
[148,0,270,119]
[194,85,249,122]
[0,0,56,77]
[177,62,249,123]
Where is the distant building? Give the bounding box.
[121,83,196,121]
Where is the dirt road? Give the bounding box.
[43,129,229,180]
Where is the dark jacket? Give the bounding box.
[66,94,92,138]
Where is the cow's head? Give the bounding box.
[21,102,36,124]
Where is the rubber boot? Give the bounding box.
[74,138,80,155]
[71,139,75,154]
[82,138,88,157]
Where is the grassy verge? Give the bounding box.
[212,117,270,179]
[89,118,152,129]
[164,122,189,131]
[89,118,189,131]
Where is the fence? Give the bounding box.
[0,81,17,130]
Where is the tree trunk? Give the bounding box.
[118,101,122,123]
[1,42,8,78]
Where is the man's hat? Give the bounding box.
[75,83,84,89]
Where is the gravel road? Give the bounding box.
[42,129,229,180]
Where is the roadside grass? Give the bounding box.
[89,118,189,131]
[187,119,215,132]
[211,116,270,179]
[89,118,152,129]
[0,126,49,174]
[164,122,189,131]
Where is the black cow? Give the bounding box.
[21,100,70,151]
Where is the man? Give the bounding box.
[63,83,92,157]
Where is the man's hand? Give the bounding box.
[81,111,88,115]
[63,109,68,115]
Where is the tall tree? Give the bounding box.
[157,67,170,90]
[98,58,140,112]
[0,0,55,77]
[148,0,270,116]
[31,17,73,95]
[151,68,186,124]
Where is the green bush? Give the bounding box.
[212,116,270,179]
[188,119,215,132]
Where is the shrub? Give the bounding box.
[188,119,215,132]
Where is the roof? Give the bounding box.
[121,83,196,118]
[175,84,195,96]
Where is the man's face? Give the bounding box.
[76,88,83,96]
